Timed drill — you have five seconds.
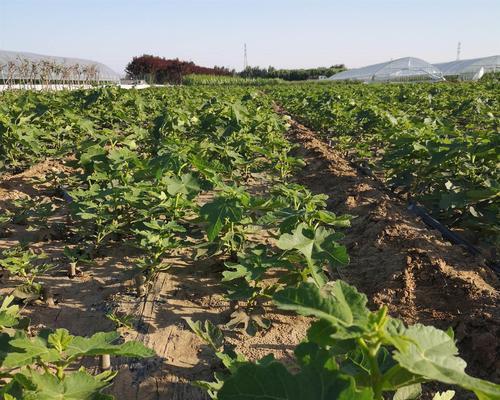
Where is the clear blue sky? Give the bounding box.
[1,0,499,75]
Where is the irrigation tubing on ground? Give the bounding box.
[407,201,500,275]
[56,185,73,203]
[339,146,499,275]
[320,124,500,276]
[406,201,480,255]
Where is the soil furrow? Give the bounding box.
[282,113,500,383]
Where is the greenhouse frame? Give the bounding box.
[0,50,120,90]
[329,57,444,83]
[434,55,500,81]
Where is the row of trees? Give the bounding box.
[125,55,234,84]
[238,65,346,80]
[125,54,346,84]
[0,57,111,90]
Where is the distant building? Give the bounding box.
[434,55,500,81]
[329,57,444,83]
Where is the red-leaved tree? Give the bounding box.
[125,55,233,84]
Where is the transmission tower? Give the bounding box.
[243,43,248,70]
[456,42,461,60]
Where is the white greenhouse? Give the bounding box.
[0,50,120,89]
[329,57,444,83]
[434,55,500,81]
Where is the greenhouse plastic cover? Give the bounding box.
[329,57,443,82]
[434,55,500,79]
[0,50,120,81]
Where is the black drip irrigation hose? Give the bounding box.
[345,152,500,275]
[55,185,73,203]
[301,121,500,276]
[407,201,500,275]
[406,201,479,255]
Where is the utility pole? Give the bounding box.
[243,43,248,70]
[456,42,461,61]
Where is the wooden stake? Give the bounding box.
[100,354,111,370]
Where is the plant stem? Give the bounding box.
[358,338,383,400]
[56,365,64,380]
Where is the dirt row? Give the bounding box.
[283,114,500,383]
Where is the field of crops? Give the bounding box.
[0,85,499,400]
[271,82,499,252]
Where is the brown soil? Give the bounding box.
[282,114,500,384]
